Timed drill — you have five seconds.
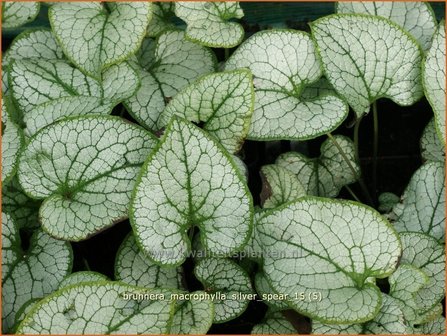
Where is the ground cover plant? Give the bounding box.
[1,1,445,335]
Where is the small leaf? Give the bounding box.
[378,192,400,213]
[337,2,437,52]
[276,135,360,197]
[259,164,306,209]
[389,264,430,325]
[2,177,41,230]
[226,30,348,140]
[2,2,40,28]
[124,30,216,130]
[423,21,446,145]
[49,2,153,79]
[17,115,158,241]
[194,258,253,323]
[16,283,174,334]
[391,162,445,240]
[170,290,214,334]
[146,2,175,38]
[131,117,253,266]
[59,272,109,289]
[175,2,244,48]
[115,234,182,289]
[421,118,445,162]
[311,14,423,117]
[2,213,72,333]
[399,232,445,315]
[159,69,254,153]
[252,311,296,334]
[257,197,401,323]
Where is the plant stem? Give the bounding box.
[327,133,374,206]
[353,116,362,164]
[372,101,379,200]
[224,48,230,61]
[345,185,361,203]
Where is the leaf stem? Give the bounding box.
[372,101,379,200]
[327,133,374,206]
[344,185,361,203]
[224,48,230,61]
[353,116,362,164]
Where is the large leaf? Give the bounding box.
[311,14,423,117]
[59,272,109,289]
[259,164,306,209]
[175,2,244,48]
[115,234,182,289]
[146,2,175,38]
[159,69,254,154]
[16,282,175,334]
[257,197,401,323]
[423,21,446,145]
[420,118,445,162]
[399,232,445,315]
[49,2,152,79]
[194,258,253,323]
[17,115,157,241]
[124,30,216,131]
[2,2,40,28]
[336,2,437,52]
[131,117,253,266]
[276,135,360,197]
[226,30,348,140]
[391,162,445,240]
[9,59,140,137]
[2,213,72,333]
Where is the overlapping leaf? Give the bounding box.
[131,118,252,266]
[195,258,253,323]
[125,30,216,130]
[420,119,445,162]
[2,99,24,182]
[423,21,446,145]
[160,69,254,153]
[146,2,175,38]
[175,2,245,48]
[226,30,348,140]
[391,162,445,240]
[311,14,423,117]
[2,213,72,333]
[252,311,296,335]
[257,197,401,323]
[115,234,182,289]
[49,2,152,79]
[276,135,360,197]
[17,116,158,241]
[337,2,437,52]
[2,2,40,28]
[59,272,109,289]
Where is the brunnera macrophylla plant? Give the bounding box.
[1,1,445,335]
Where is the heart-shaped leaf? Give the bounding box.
[423,21,446,145]
[2,2,40,28]
[311,14,423,117]
[115,234,182,289]
[2,177,40,230]
[9,59,140,137]
[399,232,445,315]
[252,311,296,335]
[59,272,109,289]
[421,118,445,162]
[194,258,253,323]
[226,30,348,140]
[16,282,175,334]
[312,295,410,334]
[336,2,437,52]
[17,115,158,241]
[159,69,254,153]
[2,213,72,333]
[131,117,253,266]
[49,2,152,79]
[146,3,175,38]
[276,135,360,197]
[124,30,216,131]
[260,164,306,209]
[391,162,445,240]
[257,197,401,323]
[175,2,244,48]
[389,264,430,325]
